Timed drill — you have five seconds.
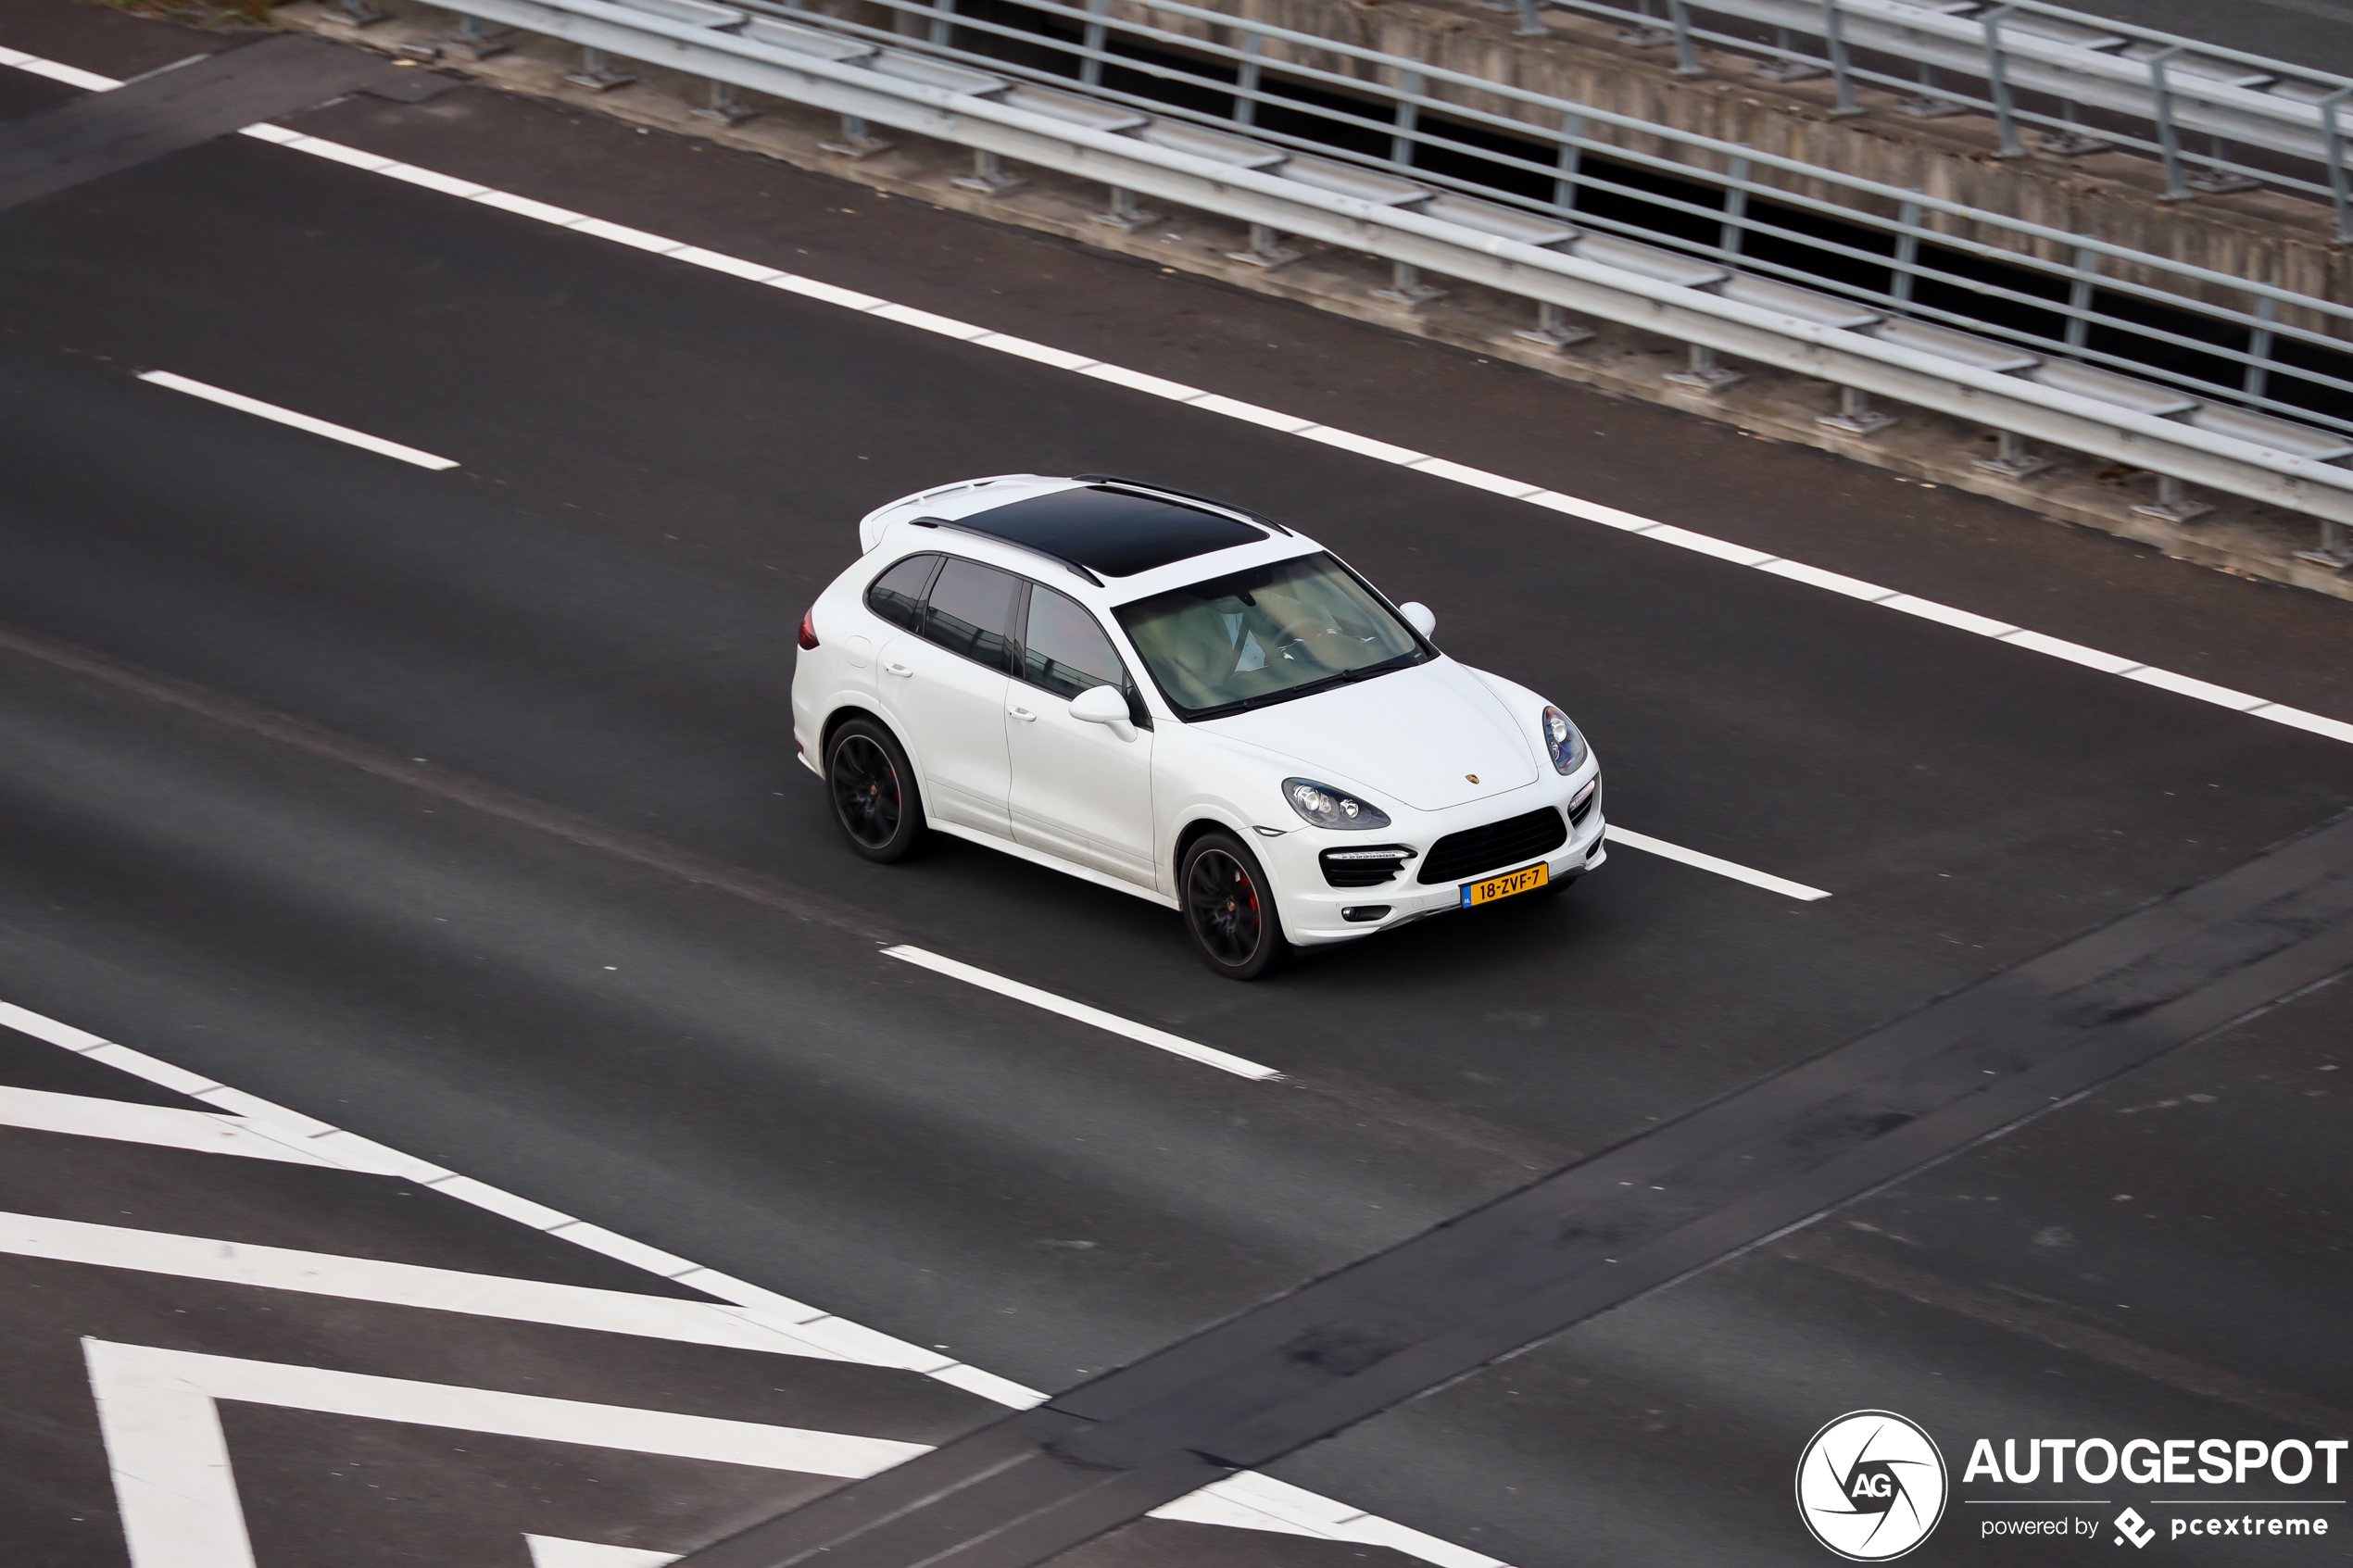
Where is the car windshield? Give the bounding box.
[1114,552,1427,719]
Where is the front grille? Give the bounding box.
[1321,845,1416,888]
[1418,808,1568,884]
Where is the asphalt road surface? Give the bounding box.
[1,5,2349,1565]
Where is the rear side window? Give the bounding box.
[865,554,940,632]
[1023,587,1127,699]
[923,558,1023,672]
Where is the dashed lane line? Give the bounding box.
[0,44,2326,756]
[136,369,460,470]
[1606,827,1832,900]
[882,945,1283,1080]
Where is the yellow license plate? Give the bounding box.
[1461,862,1549,907]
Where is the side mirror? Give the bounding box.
[1069,684,1138,741]
[1400,601,1437,638]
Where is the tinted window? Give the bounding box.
[922,558,1022,671]
[1114,551,1425,720]
[866,554,939,632]
[1023,587,1128,700]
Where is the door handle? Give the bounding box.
[1007,705,1038,722]
[883,661,913,678]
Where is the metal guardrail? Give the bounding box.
[1554,0,2353,237]
[371,0,2353,562]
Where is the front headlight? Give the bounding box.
[1283,777,1392,831]
[1541,706,1586,775]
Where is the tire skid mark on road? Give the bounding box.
[0,42,2311,755]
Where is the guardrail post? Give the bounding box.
[1554,112,1584,211]
[1976,430,2053,480]
[695,78,758,124]
[1082,0,1108,90]
[1517,302,1595,348]
[1375,262,1447,307]
[1755,26,1827,83]
[1890,199,1921,305]
[953,150,1024,195]
[2132,474,2214,523]
[1721,152,1751,260]
[2246,295,2277,403]
[1393,69,1423,169]
[1092,187,1160,231]
[2296,520,2353,568]
[929,0,955,49]
[1233,32,1260,126]
[2065,246,2096,351]
[1982,7,2024,159]
[822,114,893,157]
[1228,224,1302,268]
[1819,385,1896,434]
[322,0,388,25]
[564,46,636,92]
[435,13,512,59]
[1821,0,1864,118]
[2149,46,2193,200]
[1895,64,1968,119]
[1515,0,1548,40]
[1668,0,1704,77]
[2325,86,2353,243]
[1667,344,1743,392]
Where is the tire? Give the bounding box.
[1180,830,1289,980]
[825,717,925,863]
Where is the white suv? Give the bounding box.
[790,474,1604,978]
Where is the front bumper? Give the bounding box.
[1264,766,1605,946]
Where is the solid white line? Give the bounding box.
[136,370,459,470]
[0,1210,850,1357]
[881,945,1283,1080]
[9,51,2352,754]
[1606,827,1833,901]
[0,1084,335,1164]
[84,1339,925,1568]
[183,94,2353,753]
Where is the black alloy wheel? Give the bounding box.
[826,718,924,862]
[1181,831,1288,980]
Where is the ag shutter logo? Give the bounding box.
[1797,1411,1950,1561]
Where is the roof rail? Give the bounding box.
[907,517,1105,587]
[1072,475,1292,535]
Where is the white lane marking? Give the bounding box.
[1606,827,1833,901]
[9,49,2350,752]
[881,945,1282,1080]
[135,370,459,470]
[84,1339,925,1568]
[0,1084,337,1164]
[529,1539,679,1568]
[104,75,2340,754]
[0,1210,858,1357]
[0,997,1002,1389]
[4,998,1504,1565]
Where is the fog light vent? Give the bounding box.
[1341,905,1391,922]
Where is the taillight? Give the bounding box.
[798,608,819,650]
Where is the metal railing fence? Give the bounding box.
[1553,0,2353,239]
[666,0,2353,439]
[354,0,2353,560]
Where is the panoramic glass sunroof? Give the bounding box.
[963,485,1267,578]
